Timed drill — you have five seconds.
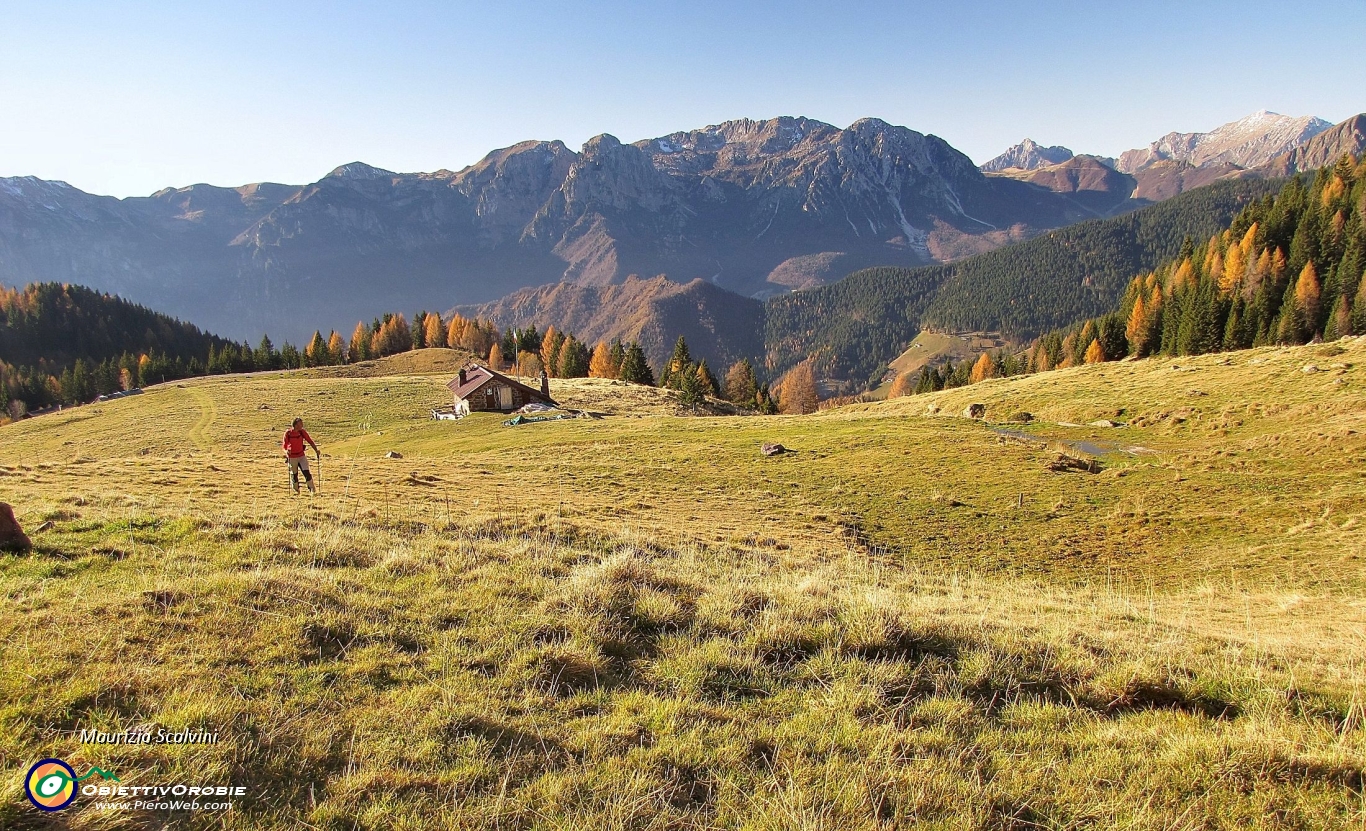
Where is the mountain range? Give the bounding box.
[981,111,1342,209]
[0,116,1114,343]
[1,112,1361,362]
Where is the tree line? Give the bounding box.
[2,293,825,420]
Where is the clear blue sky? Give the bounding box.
[2,0,1362,197]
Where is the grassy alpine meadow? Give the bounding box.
[0,343,1364,829]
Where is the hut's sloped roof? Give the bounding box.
[447,364,557,405]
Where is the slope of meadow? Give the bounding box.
[0,345,1362,829]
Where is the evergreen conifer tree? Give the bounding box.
[516,326,542,356]
[618,342,655,386]
[1324,295,1350,340]
[1351,274,1366,335]
[305,331,327,366]
[255,335,278,369]
[557,335,590,378]
[756,384,777,414]
[412,311,428,349]
[913,366,936,394]
[663,336,693,390]
[678,364,705,410]
[1097,314,1126,361]
[1178,282,1222,355]
[1222,301,1245,351]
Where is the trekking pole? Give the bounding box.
[315,452,323,494]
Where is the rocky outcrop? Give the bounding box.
[0,503,32,552]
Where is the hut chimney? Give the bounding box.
[458,368,467,386]
[539,370,550,398]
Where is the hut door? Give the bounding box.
[498,386,513,410]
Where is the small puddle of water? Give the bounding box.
[988,426,1118,457]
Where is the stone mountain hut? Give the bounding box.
[448,364,557,415]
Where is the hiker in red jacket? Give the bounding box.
[282,418,321,494]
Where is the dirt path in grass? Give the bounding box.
[185,387,218,451]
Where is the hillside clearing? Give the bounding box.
[869,331,1007,399]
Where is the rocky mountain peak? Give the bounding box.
[1117,111,1331,173]
[981,139,1074,172]
[581,133,625,155]
[638,116,838,169]
[325,162,397,181]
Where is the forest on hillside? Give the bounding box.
[765,177,1284,385]
[0,284,234,418]
[1028,154,1366,370]
[894,154,1366,395]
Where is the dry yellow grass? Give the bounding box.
[0,341,1362,828]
